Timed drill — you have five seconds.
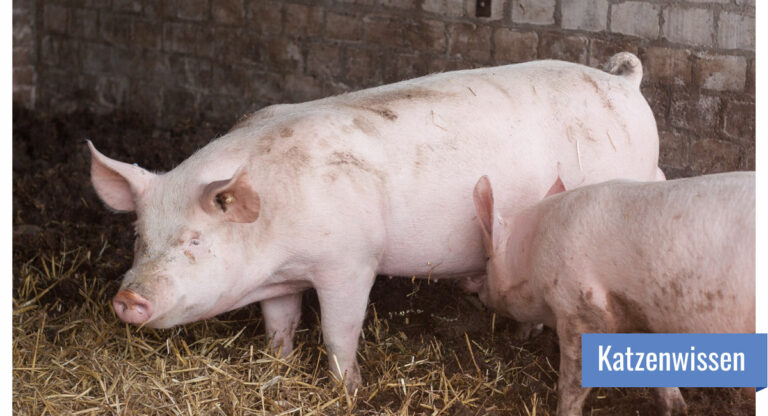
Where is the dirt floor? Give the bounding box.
[12,108,755,415]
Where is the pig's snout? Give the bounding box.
[113,290,153,325]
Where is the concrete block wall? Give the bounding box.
[13,0,755,176]
[13,0,37,109]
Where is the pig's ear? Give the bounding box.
[88,140,155,212]
[544,176,566,198]
[200,168,260,223]
[473,175,496,255]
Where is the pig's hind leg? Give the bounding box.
[556,315,686,416]
[555,315,599,416]
[652,387,687,416]
[554,292,622,416]
[556,291,686,416]
[261,292,304,357]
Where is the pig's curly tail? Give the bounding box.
[606,52,643,89]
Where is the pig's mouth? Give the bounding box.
[146,296,237,327]
[192,295,242,322]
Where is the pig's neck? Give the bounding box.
[225,244,315,312]
[502,208,555,326]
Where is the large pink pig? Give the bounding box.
[470,172,755,416]
[89,52,663,388]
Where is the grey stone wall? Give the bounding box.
[13,0,37,108]
[13,0,755,176]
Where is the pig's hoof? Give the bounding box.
[268,338,294,358]
[331,365,362,393]
[514,322,544,341]
[344,374,362,393]
[654,387,688,416]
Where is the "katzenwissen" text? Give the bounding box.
[598,345,745,372]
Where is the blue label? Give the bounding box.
[581,334,767,388]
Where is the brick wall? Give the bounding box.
[14,0,755,177]
[13,0,37,108]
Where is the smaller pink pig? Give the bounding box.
[470,172,755,416]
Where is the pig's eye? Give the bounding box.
[190,239,201,246]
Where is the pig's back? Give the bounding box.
[337,61,660,277]
[542,172,755,333]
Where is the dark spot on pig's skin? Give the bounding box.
[582,73,600,92]
[327,151,365,168]
[669,281,684,298]
[183,250,196,262]
[570,289,614,334]
[695,291,716,314]
[574,119,596,142]
[606,291,651,332]
[326,151,385,185]
[353,117,377,135]
[581,73,615,112]
[570,304,612,337]
[280,127,294,138]
[282,146,310,168]
[354,86,446,108]
[256,136,277,155]
[358,106,398,121]
[125,282,155,300]
[598,104,631,145]
[325,151,387,185]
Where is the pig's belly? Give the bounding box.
[375,170,544,279]
[377,204,486,278]
[374,143,553,278]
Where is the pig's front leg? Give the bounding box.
[316,268,376,391]
[261,292,303,357]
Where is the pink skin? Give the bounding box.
[89,52,662,390]
[472,172,755,416]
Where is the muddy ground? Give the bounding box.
[12,108,754,415]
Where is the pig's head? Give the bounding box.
[88,141,267,328]
[472,175,565,322]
